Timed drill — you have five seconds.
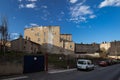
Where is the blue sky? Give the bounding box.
[0,0,120,43]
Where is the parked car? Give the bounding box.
[77,59,94,70]
[112,59,118,64]
[117,59,120,63]
[98,61,108,67]
[106,59,113,65]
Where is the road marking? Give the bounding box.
[48,68,76,74]
[2,76,28,80]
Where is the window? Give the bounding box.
[24,46,26,49]
[70,45,72,49]
[78,61,86,65]
[44,38,46,42]
[69,37,71,41]
[37,33,40,36]
[31,28,33,31]
[26,36,27,39]
[44,32,46,36]
[35,33,40,36]
[88,62,91,65]
[38,38,40,42]
[28,37,31,40]
[25,41,27,44]
[44,32,46,42]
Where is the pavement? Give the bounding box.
[48,68,76,74]
[0,68,76,80]
[0,64,120,80]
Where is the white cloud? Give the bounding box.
[99,0,120,8]
[69,16,87,23]
[10,33,20,40]
[69,0,78,3]
[25,23,39,28]
[27,0,37,2]
[19,4,24,8]
[19,3,36,8]
[30,23,39,26]
[56,11,65,21]
[19,3,36,9]
[60,11,65,15]
[76,25,91,29]
[41,5,48,9]
[72,5,92,16]
[18,0,37,9]
[40,10,50,20]
[41,16,47,21]
[18,0,22,2]
[89,15,96,19]
[26,3,36,8]
[76,25,86,28]
[69,3,95,23]
[80,16,86,21]
[25,25,29,28]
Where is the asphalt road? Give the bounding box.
[1,64,120,80]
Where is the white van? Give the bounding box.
[77,59,94,70]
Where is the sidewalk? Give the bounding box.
[48,68,76,74]
[0,68,76,80]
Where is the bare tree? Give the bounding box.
[0,16,8,55]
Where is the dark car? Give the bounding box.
[98,61,108,67]
[106,60,113,65]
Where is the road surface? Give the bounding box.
[1,64,120,80]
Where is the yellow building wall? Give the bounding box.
[24,26,60,46]
[100,42,111,51]
[60,41,75,55]
[60,34,72,42]
[24,26,60,54]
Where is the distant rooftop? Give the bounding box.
[24,25,60,30]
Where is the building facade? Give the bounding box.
[75,43,100,57]
[100,41,120,59]
[100,42,111,51]
[24,26,75,54]
[60,34,74,55]
[109,41,120,56]
[11,36,41,53]
[60,34,72,42]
